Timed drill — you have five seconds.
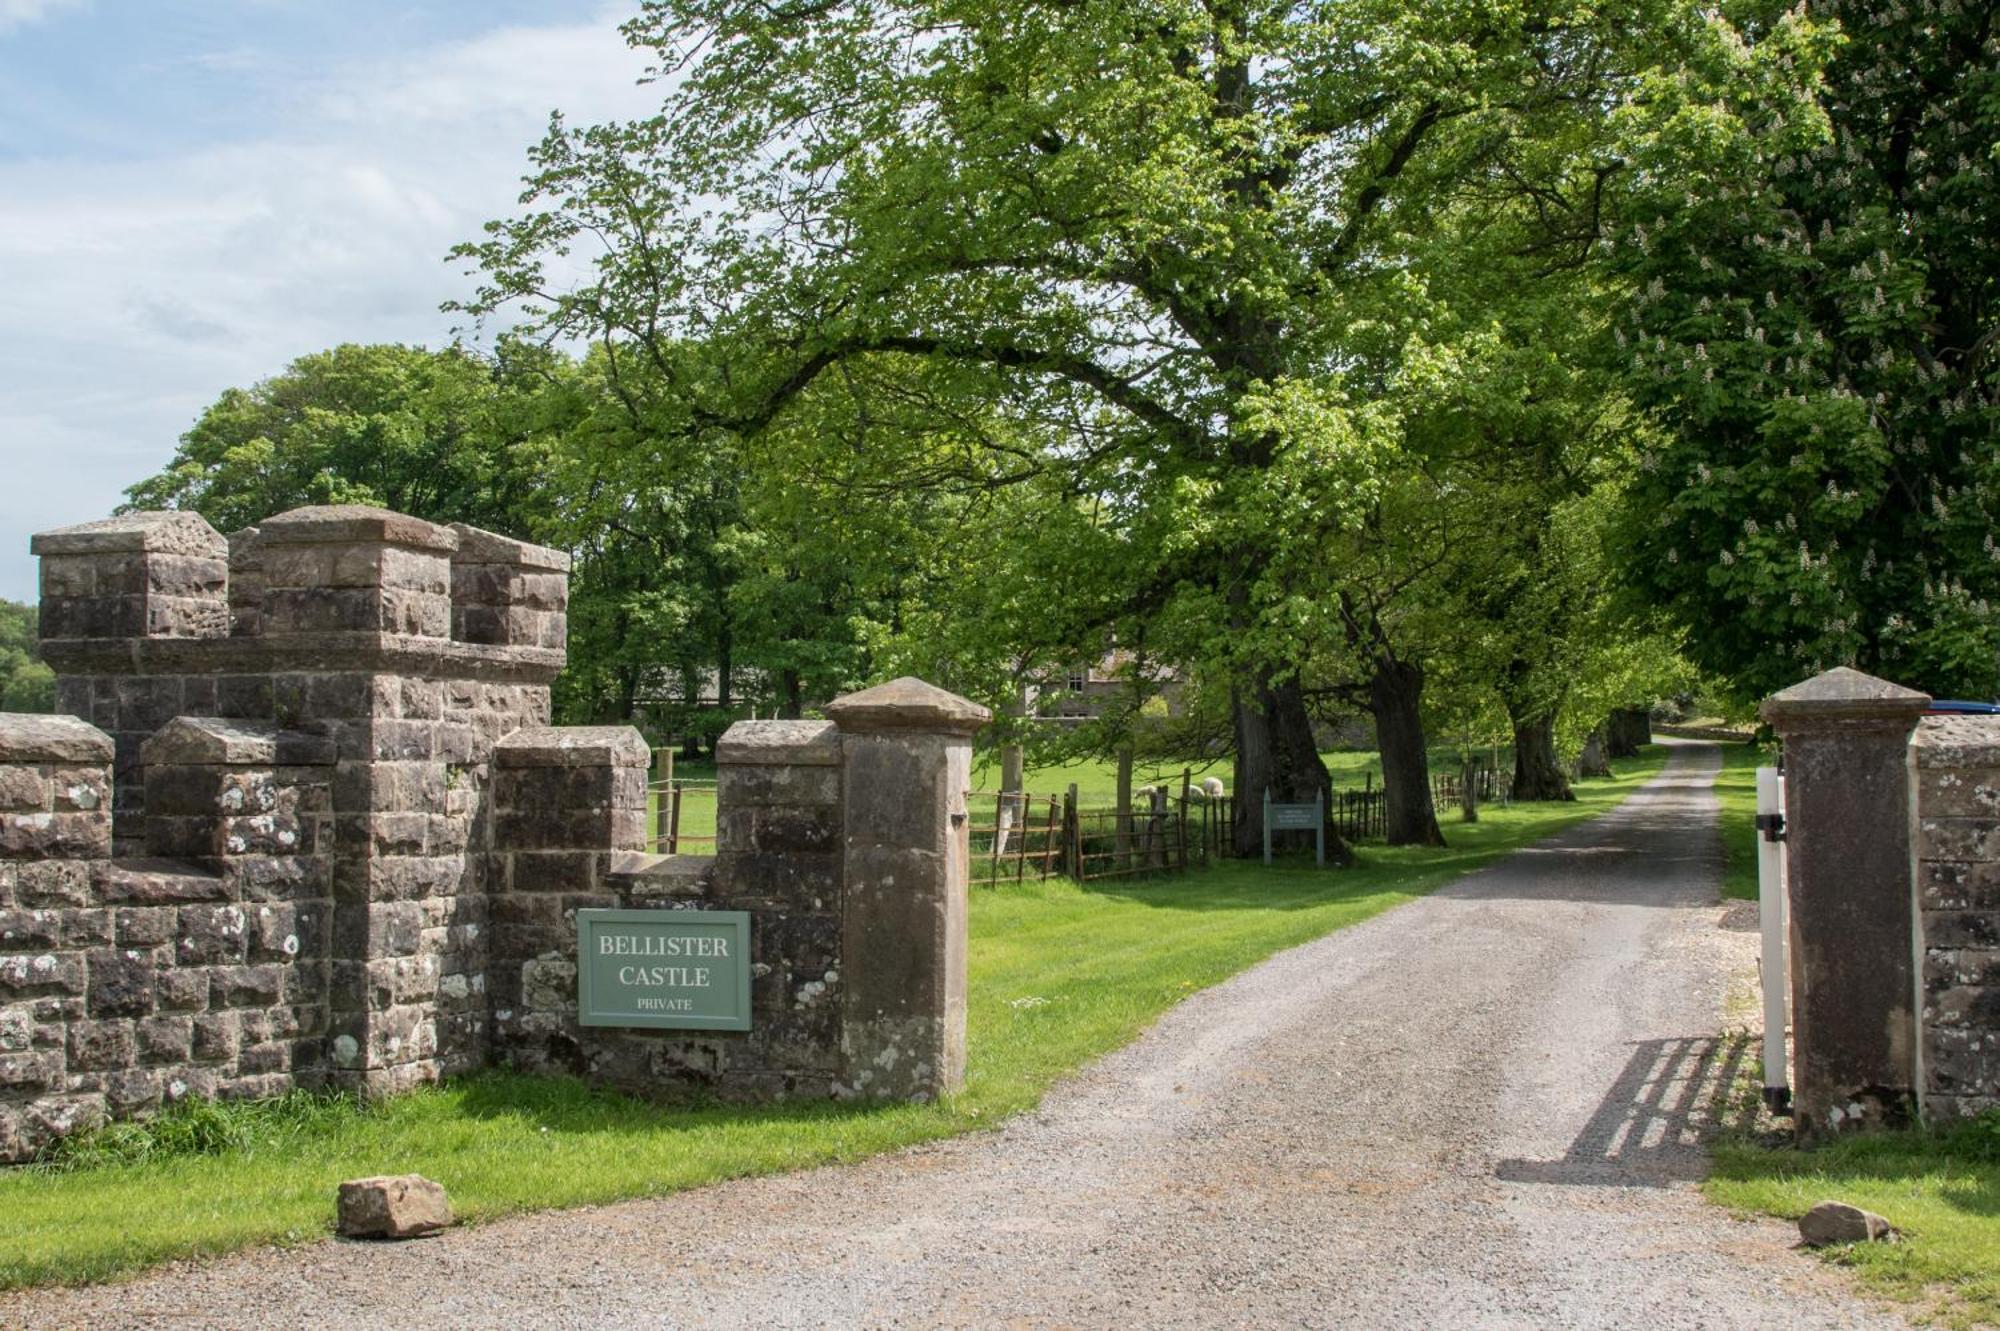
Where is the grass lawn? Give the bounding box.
[1706,1119,2000,1328]
[1711,739,1774,901]
[0,748,1667,1291]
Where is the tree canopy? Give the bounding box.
[1613,0,1999,702]
[451,0,1763,844]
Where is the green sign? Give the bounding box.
[576,909,752,1031]
[1269,804,1319,831]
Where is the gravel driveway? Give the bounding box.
[3,742,1907,1330]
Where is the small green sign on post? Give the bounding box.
[1263,787,1325,867]
[577,909,753,1031]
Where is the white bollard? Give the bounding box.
[1756,765,1791,1113]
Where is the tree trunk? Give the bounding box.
[1509,711,1575,802]
[1232,671,1353,864]
[1578,727,1612,778]
[999,682,1029,792]
[1606,707,1652,757]
[1368,657,1444,847]
[778,668,803,720]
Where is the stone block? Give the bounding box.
[1918,860,2000,912]
[0,951,85,998]
[0,909,60,950]
[716,719,841,767]
[102,1067,162,1115]
[68,1018,136,1070]
[59,909,113,948]
[719,852,840,908]
[154,967,210,1012]
[1924,911,2000,949]
[0,765,45,813]
[87,949,154,1017]
[0,810,111,861]
[14,861,92,907]
[137,1014,192,1063]
[1917,817,2000,863]
[191,1012,238,1063]
[256,504,457,555]
[717,763,842,810]
[1925,947,2000,991]
[505,850,601,895]
[216,965,285,1009]
[177,905,249,966]
[1799,1200,1894,1246]
[102,861,227,905]
[142,716,336,769]
[336,1173,454,1239]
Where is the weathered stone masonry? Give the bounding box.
[1910,714,2000,1122]
[1762,666,2000,1139]
[2,503,984,1163]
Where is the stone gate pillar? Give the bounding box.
[826,678,989,1101]
[1761,666,1930,1139]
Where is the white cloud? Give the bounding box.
[0,0,85,35]
[0,5,657,599]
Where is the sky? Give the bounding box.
[0,0,658,600]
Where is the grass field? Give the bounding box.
[0,750,1668,1291]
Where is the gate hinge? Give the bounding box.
[1755,812,1787,843]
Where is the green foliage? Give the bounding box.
[0,600,53,713]
[1613,1,2000,702]
[0,752,1664,1290]
[123,343,555,536]
[37,1091,370,1173]
[451,0,1752,794]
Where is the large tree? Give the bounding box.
[456,0,1737,853]
[1613,0,1998,701]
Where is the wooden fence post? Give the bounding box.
[652,747,673,849]
[1064,782,1081,880]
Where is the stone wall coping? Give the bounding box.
[30,509,227,558]
[1911,713,2000,768]
[494,724,649,769]
[716,718,841,766]
[255,504,459,553]
[448,523,572,573]
[141,716,337,768]
[40,632,565,684]
[0,712,114,763]
[607,852,715,899]
[1761,666,1932,731]
[824,676,991,735]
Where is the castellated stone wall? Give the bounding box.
[1910,714,2000,1121]
[2,503,985,1164]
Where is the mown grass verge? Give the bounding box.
[0,749,1668,1291]
[1712,739,1774,901]
[1707,1117,2000,1329]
